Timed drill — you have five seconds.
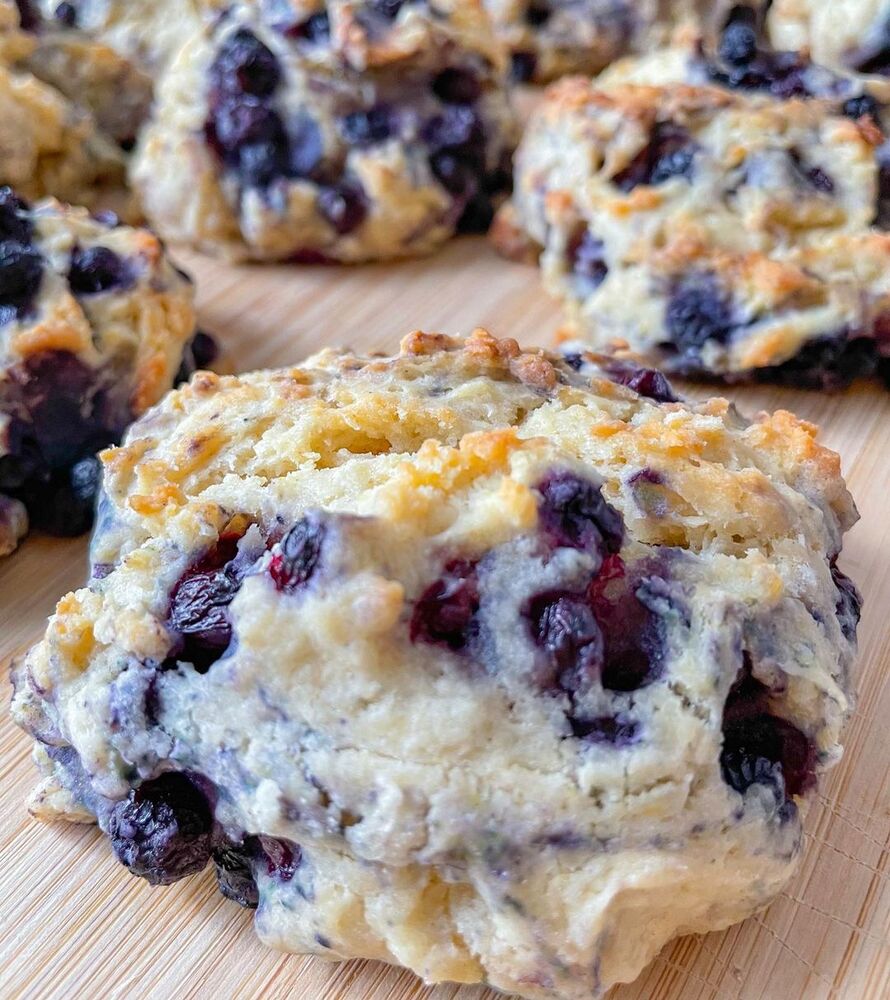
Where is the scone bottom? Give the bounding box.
[11,332,860,999]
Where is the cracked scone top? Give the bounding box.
[0,189,201,556]
[131,0,517,262]
[499,78,890,388]
[12,331,860,999]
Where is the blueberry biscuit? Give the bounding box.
[132,0,518,262]
[0,189,203,556]
[499,80,890,387]
[12,330,860,998]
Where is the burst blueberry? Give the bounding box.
[665,272,736,352]
[537,471,624,553]
[317,182,368,235]
[613,123,697,192]
[68,246,134,295]
[107,772,214,885]
[167,532,247,671]
[0,241,43,324]
[411,559,480,651]
[211,29,282,99]
[270,516,326,592]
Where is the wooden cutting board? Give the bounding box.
[1,239,888,1000]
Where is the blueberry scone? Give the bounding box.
[0,52,129,211]
[0,188,204,556]
[769,0,890,78]
[132,0,518,262]
[11,330,861,999]
[499,80,890,387]
[483,0,740,85]
[29,0,224,74]
[4,0,155,149]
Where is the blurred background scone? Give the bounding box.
[498,79,890,388]
[29,0,224,74]
[0,189,204,556]
[132,0,518,262]
[12,331,859,999]
[483,0,739,84]
[769,0,890,77]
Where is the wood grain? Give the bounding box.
[1,238,888,1000]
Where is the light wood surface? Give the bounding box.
[1,239,888,1000]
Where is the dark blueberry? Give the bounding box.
[0,241,43,323]
[317,181,368,235]
[613,123,696,192]
[410,559,479,651]
[238,139,290,187]
[830,561,862,643]
[525,0,551,27]
[175,330,219,385]
[27,455,101,536]
[213,841,259,908]
[107,772,214,885]
[804,164,835,195]
[753,334,879,390]
[430,152,478,197]
[567,229,608,294]
[210,28,281,98]
[455,192,495,234]
[0,187,33,243]
[206,96,291,186]
[54,2,77,26]
[603,360,678,403]
[511,51,537,83]
[288,114,324,177]
[527,591,603,695]
[719,18,758,66]
[340,107,394,147]
[286,11,331,43]
[254,835,301,880]
[664,272,736,352]
[720,663,817,800]
[209,97,284,156]
[570,714,639,745]
[595,580,666,692]
[721,713,816,798]
[432,68,482,105]
[537,471,624,554]
[842,94,881,121]
[68,246,133,296]
[269,516,325,593]
[562,352,584,371]
[423,106,483,155]
[877,142,890,227]
[167,531,246,671]
[14,1,40,31]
